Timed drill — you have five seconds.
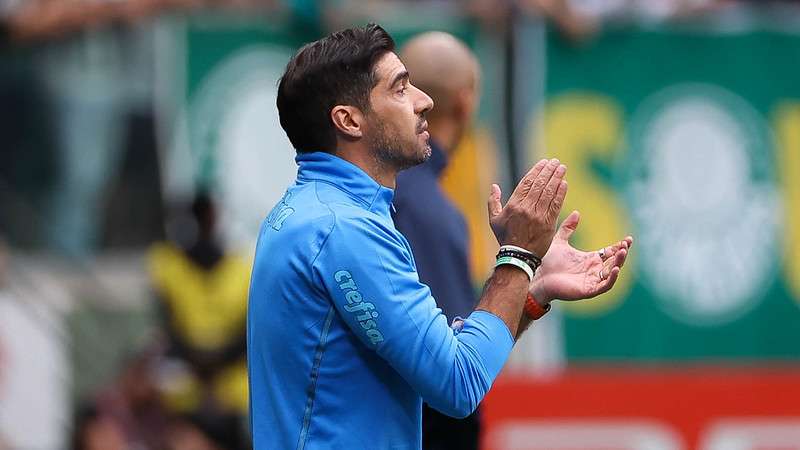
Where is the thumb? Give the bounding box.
[556,210,580,240]
[487,184,503,219]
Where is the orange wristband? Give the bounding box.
[524,292,551,320]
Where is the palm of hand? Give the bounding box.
[537,241,606,301]
[532,211,631,303]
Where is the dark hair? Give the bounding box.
[277,24,395,153]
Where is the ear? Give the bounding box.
[331,105,365,139]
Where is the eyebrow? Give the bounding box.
[388,70,409,89]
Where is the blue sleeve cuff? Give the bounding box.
[459,310,515,378]
[467,310,515,343]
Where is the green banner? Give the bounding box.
[156,15,314,250]
[534,27,800,361]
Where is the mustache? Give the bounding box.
[416,117,428,133]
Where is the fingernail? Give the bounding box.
[550,158,559,165]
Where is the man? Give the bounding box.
[247,24,631,449]
[391,32,488,450]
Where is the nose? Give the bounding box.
[413,84,434,115]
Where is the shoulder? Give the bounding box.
[310,207,413,273]
[393,174,454,228]
[329,207,402,247]
[395,166,437,203]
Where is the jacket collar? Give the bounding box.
[295,151,395,216]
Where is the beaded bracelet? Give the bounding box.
[496,245,542,280]
[498,245,542,268]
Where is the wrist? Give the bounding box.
[524,291,551,320]
[495,245,541,283]
[529,279,552,306]
[493,263,532,285]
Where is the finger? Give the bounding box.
[599,234,635,261]
[611,247,628,270]
[547,179,568,222]
[487,184,503,220]
[599,240,625,261]
[601,248,627,277]
[508,159,548,204]
[597,266,621,295]
[625,236,634,250]
[556,210,580,241]
[536,163,567,210]
[609,248,627,268]
[526,158,560,204]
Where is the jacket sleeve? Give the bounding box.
[312,212,514,418]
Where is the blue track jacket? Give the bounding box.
[247,152,515,449]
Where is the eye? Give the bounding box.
[397,85,408,95]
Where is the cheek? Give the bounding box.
[373,98,417,137]
[403,102,418,130]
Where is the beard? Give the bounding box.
[367,116,431,172]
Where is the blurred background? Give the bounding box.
[1,0,800,449]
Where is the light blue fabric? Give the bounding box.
[247,151,515,449]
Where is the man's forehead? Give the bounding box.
[375,52,407,84]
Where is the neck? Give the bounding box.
[335,143,399,189]
[428,117,462,155]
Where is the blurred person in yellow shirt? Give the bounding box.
[148,192,250,450]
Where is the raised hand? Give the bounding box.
[530,210,633,305]
[487,158,568,258]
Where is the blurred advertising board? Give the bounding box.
[483,368,800,449]
[484,22,800,450]
[531,25,800,361]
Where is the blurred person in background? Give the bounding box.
[72,349,221,450]
[393,32,485,450]
[70,405,128,450]
[0,0,211,257]
[72,350,168,450]
[148,192,250,450]
[394,30,635,450]
[0,0,58,248]
[1,0,203,44]
[89,350,170,449]
[518,0,730,42]
[0,0,159,257]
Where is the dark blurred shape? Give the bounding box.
[0,52,57,248]
[101,111,166,248]
[186,192,222,269]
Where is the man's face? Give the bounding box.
[364,52,434,171]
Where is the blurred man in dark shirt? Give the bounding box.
[392,32,482,450]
